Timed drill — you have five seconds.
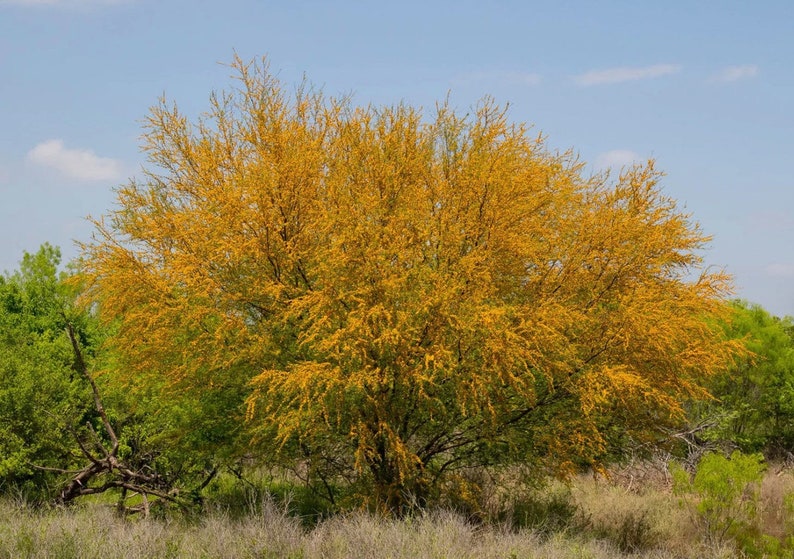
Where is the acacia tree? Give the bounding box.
[82,57,739,511]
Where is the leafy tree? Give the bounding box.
[0,245,218,511]
[0,244,95,497]
[693,301,794,455]
[81,56,739,511]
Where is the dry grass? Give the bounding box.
[573,474,705,556]
[575,458,794,558]
[2,464,792,559]
[0,501,731,559]
[757,465,794,541]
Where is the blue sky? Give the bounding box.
[1,0,792,315]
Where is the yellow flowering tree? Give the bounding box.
[82,57,738,511]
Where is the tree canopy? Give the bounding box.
[692,301,794,455]
[81,56,739,511]
[0,245,222,510]
[0,245,95,496]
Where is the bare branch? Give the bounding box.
[65,321,119,454]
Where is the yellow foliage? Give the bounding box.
[81,56,739,510]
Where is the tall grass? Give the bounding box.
[0,500,663,559]
[1,463,792,558]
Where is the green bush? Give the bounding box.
[672,451,765,549]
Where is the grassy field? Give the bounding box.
[1,461,792,559]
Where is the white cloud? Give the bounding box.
[27,139,122,181]
[595,150,642,170]
[574,64,681,86]
[765,263,794,279]
[454,71,542,87]
[710,65,759,83]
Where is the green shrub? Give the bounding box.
[672,451,765,548]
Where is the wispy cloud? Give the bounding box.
[765,263,794,279]
[27,139,122,181]
[574,64,681,86]
[453,70,542,87]
[595,150,642,170]
[710,65,759,83]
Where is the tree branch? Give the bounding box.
[65,321,119,455]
